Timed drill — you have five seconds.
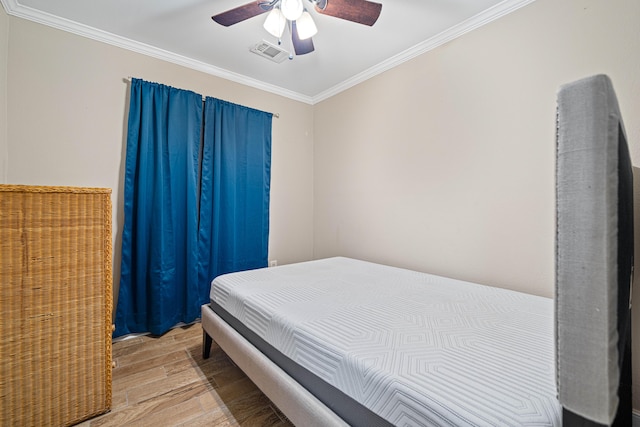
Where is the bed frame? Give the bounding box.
[202,74,633,426]
[202,306,349,426]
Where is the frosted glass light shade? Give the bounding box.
[296,11,317,40]
[263,7,286,37]
[281,0,303,21]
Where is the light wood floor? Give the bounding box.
[78,323,295,427]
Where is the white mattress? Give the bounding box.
[210,257,561,426]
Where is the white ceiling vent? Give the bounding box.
[250,40,290,64]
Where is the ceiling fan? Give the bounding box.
[212,0,382,57]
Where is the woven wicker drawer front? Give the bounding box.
[0,185,112,427]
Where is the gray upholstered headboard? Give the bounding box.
[556,74,633,426]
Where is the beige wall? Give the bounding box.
[314,0,640,409]
[0,7,8,182]
[3,13,315,307]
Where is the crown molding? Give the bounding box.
[311,0,536,104]
[2,0,535,106]
[0,0,315,104]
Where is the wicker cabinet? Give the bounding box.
[0,185,113,426]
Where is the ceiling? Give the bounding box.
[1,0,533,104]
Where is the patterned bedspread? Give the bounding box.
[210,257,561,426]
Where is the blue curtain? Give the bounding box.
[115,79,202,337]
[115,81,273,338]
[197,98,272,288]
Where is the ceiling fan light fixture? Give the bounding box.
[296,11,317,40]
[263,7,286,38]
[281,0,304,21]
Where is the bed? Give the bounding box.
[201,75,633,426]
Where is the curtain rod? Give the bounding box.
[125,77,279,118]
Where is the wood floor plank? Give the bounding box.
[223,390,277,423]
[90,388,202,426]
[113,349,187,379]
[85,323,294,426]
[170,324,203,342]
[198,391,228,413]
[211,364,255,389]
[213,377,262,404]
[178,407,240,427]
[230,402,289,427]
[111,389,128,411]
[126,367,204,404]
[112,366,166,394]
[131,396,204,427]
[115,338,191,367]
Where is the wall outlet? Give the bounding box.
[269,260,278,267]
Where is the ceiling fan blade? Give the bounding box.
[315,0,382,26]
[292,21,315,55]
[212,1,269,27]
